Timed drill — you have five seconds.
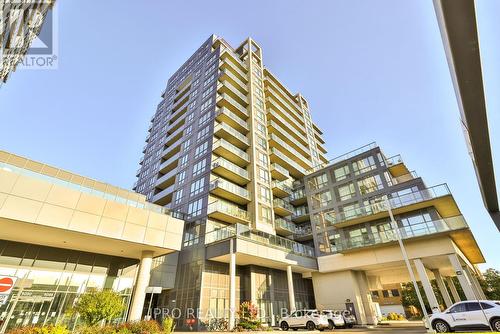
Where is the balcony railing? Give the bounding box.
[290,188,306,202]
[212,157,249,180]
[319,184,452,227]
[306,142,377,174]
[275,217,297,233]
[332,215,468,253]
[273,197,293,212]
[207,200,250,222]
[215,108,249,131]
[269,134,312,169]
[205,223,315,258]
[270,163,289,179]
[210,178,250,200]
[269,148,307,176]
[272,180,293,194]
[214,122,249,147]
[213,138,250,162]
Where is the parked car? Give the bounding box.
[280,309,329,331]
[342,310,356,328]
[429,300,500,332]
[321,310,345,329]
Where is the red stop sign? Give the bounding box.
[0,277,14,293]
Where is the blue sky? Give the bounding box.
[0,0,498,269]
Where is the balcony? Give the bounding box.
[156,168,177,189]
[270,163,289,181]
[218,67,248,94]
[388,171,419,186]
[271,180,292,198]
[386,154,409,177]
[207,200,250,224]
[165,124,185,147]
[265,84,304,127]
[209,178,250,205]
[162,140,181,161]
[308,142,377,174]
[151,184,176,206]
[205,223,315,258]
[211,157,249,186]
[217,81,249,109]
[275,217,296,236]
[219,47,248,74]
[294,224,313,241]
[266,102,308,146]
[216,93,248,120]
[171,93,189,113]
[215,108,249,133]
[268,120,310,158]
[168,109,187,134]
[159,152,180,173]
[220,58,248,85]
[268,133,312,170]
[318,184,459,229]
[332,215,468,254]
[290,187,307,206]
[214,122,249,149]
[213,139,249,167]
[273,198,293,217]
[292,205,309,223]
[269,147,307,178]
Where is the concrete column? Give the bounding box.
[268,271,276,326]
[414,259,440,313]
[432,270,453,308]
[445,277,461,303]
[355,271,377,325]
[448,254,475,300]
[250,271,257,305]
[463,266,486,299]
[229,241,236,330]
[286,265,296,312]
[129,250,154,321]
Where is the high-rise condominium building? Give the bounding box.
[135,35,485,329]
[134,35,327,327]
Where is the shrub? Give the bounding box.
[162,317,175,334]
[7,325,70,334]
[70,290,125,326]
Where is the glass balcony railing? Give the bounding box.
[205,223,315,258]
[269,148,307,175]
[271,180,293,194]
[269,134,312,169]
[207,200,250,222]
[215,108,249,130]
[290,188,306,202]
[268,120,310,155]
[275,217,297,233]
[210,178,250,199]
[219,69,248,95]
[213,138,250,162]
[307,142,377,174]
[270,163,289,178]
[332,215,467,253]
[217,93,248,117]
[320,184,453,227]
[293,205,309,218]
[212,157,249,180]
[215,122,249,146]
[273,198,293,212]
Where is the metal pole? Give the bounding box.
[384,197,431,330]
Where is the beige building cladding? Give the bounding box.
[0,150,184,332]
[305,144,486,325]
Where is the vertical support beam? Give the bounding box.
[229,240,236,330]
[448,254,475,300]
[463,266,486,299]
[250,270,257,305]
[432,270,453,308]
[414,259,440,313]
[445,276,461,303]
[287,265,296,312]
[129,250,154,321]
[269,270,276,326]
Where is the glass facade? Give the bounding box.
[0,241,137,332]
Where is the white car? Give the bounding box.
[280,309,329,331]
[429,300,500,332]
[321,310,345,329]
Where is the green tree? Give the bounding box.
[72,290,125,326]
[401,280,446,315]
[479,268,500,300]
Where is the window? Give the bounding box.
[391,289,400,297]
[194,141,208,158]
[197,126,210,141]
[200,98,213,112]
[352,156,376,175]
[188,100,197,110]
[202,86,214,99]
[178,170,186,184]
[259,185,271,202]
[260,205,272,224]
[173,189,183,205]
[338,183,356,201]
[256,136,267,150]
[371,291,379,298]
[182,138,191,151]
[199,112,211,126]
[382,290,389,298]
[449,303,467,313]
[187,198,203,217]
[357,174,383,194]
[257,151,268,167]
[258,167,269,183]
[184,125,193,136]
[190,177,205,196]
[256,122,266,135]
[203,74,215,86]
[308,173,328,190]
[179,155,189,168]
[316,190,333,208]
[186,113,195,124]
[334,165,350,181]
[192,159,206,176]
